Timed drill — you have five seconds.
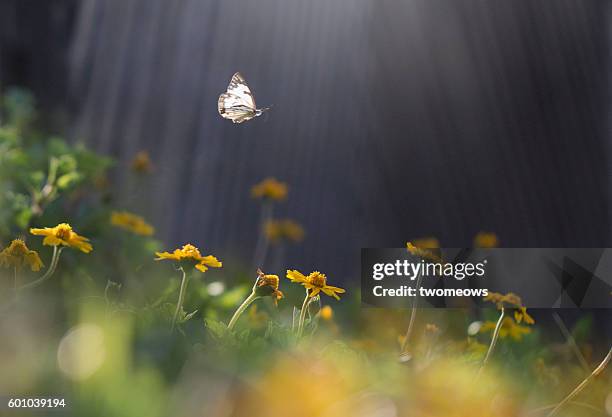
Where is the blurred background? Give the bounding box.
[0,0,609,279]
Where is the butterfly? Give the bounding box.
[218,72,270,124]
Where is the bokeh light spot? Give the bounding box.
[57,324,106,381]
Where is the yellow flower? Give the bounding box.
[406,237,442,263]
[110,211,154,236]
[484,292,535,325]
[480,317,532,341]
[30,223,93,253]
[155,243,222,272]
[131,150,153,174]
[286,270,345,300]
[255,268,284,303]
[264,219,305,243]
[319,305,333,320]
[474,232,499,248]
[251,177,288,201]
[0,239,44,271]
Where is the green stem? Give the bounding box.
[297,289,313,338]
[171,267,188,332]
[478,307,505,375]
[545,346,612,417]
[228,291,260,330]
[18,246,63,290]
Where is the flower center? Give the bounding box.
[55,225,73,240]
[180,244,201,259]
[9,240,28,256]
[309,272,327,288]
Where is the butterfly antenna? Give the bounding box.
[259,105,272,121]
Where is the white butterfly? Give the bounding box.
[218,72,270,124]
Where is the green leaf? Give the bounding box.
[15,207,33,230]
[204,318,230,339]
[56,172,82,189]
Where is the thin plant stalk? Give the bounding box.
[227,291,260,330]
[19,246,63,290]
[545,346,612,417]
[297,289,314,338]
[13,266,18,291]
[228,275,264,330]
[171,267,188,332]
[527,401,603,415]
[400,270,422,355]
[252,202,273,269]
[552,312,590,372]
[478,306,505,375]
[292,306,300,330]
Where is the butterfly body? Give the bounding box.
[218,72,269,124]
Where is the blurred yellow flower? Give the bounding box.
[155,243,221,272]
[0,239,43,271]
[425,323,441,335]
[466,337,489,357]
[474,232,499,248]
[286,270,345,300]
[110,211,154,236]
[255,268,283,303]
[480,317,532,341]
[30,223,92,253]
[412,237,440,248]
[251,177,288,201]
[407,237,441,263]
[320,305,333,320]
[484,292,535,325]
[131,150,153,174]
[264,219,305,243]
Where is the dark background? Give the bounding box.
[0,0,610,281]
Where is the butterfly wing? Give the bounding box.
[218,72,257,123]
[227,72,256,109]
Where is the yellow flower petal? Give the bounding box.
[286,269,308,283]
[200,255,222,268]
[24,251,44,271]
[155,251,178,261]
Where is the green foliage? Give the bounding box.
[0,88,113,238]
